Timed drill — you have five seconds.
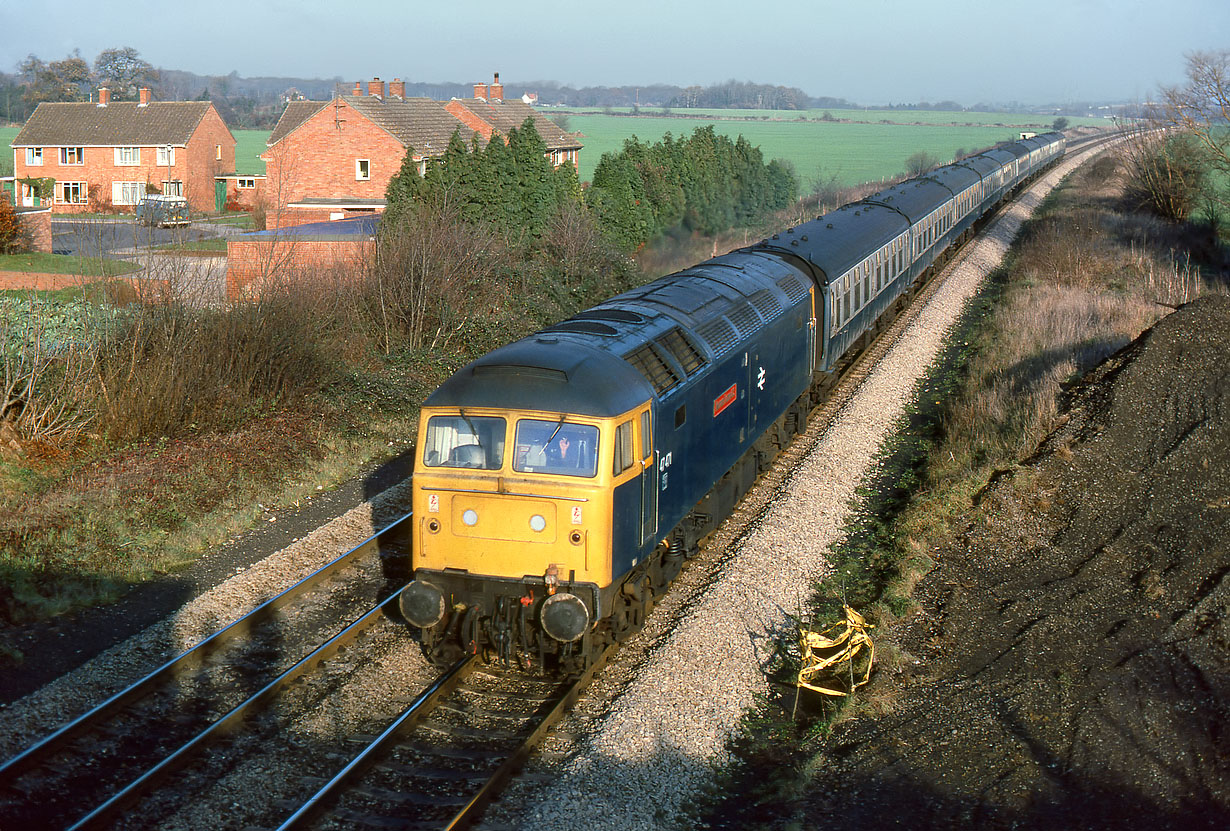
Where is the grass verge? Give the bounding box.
[0,252,140,276]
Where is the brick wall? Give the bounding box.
[186,107,237,212]
[226,236,373,300]
[16,208,52,253]
[261,100,404,229]
[0,270,166,296]
[444,100,496,142]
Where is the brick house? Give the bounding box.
[261,75,582,228]
[10,87,235,215]
[446,73,580,169]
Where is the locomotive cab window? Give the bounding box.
[613,420,635,475]
[423,415,506,470]
[513,419,599,478]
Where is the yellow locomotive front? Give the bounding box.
[398,335,658,673]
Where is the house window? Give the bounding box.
[115,147,140,166]
[58,181,87,204]
[416,160,427,177]
[25,147,43,166]
[113,182,144,205]
[216,145,222,160]
[356,159,370,180]
[157,146,175,165]
[60,147,84,165]
[162,180,184,196]
[237,177,255,189]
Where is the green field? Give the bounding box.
[233,129,269,176]
[564,106,1108,128]
[1,127,17,177]
[566,114,1078,189]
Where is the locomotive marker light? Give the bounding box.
[541,593,590,642]
[400,581,446,628]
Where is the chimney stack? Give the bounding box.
[138,87,150,106]
[353,81,362,96]
[490,72,503,102]
[474,81,488,100]
[98,87,111,107]
[367,77,384,98]
[389,78,405,99]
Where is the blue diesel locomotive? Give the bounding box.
[398,131,1067,674]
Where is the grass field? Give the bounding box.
[233,129,269,175]
[565,115,1047,188]
[557,108,1109,187]
[1,127,17,177]
[564,106,1107,128]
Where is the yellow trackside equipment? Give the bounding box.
[796,604,875,697]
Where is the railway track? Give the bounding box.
[0,510,612,831]
[0,515,413,829]
[272,646,612,831]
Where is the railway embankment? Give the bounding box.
[700,146,1230,827]
[789,291,1229,830]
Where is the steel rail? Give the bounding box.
[442,642,617,831]
[0,511,413,786]
[276,655,480,831]
[66,590,404,830]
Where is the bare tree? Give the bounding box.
[1158,50,1230,199]
[368,201,507,352]
[1117,118,1207,222]
[93,47,159,100]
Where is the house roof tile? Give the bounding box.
[342,95,475,157]
[267,100,329,146]
[450,98,580,150]
[11,101,223,147]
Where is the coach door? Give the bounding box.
[639,407,657,544]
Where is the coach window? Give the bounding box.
[674,405,687,429]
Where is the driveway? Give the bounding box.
[50,216,237,257]
[51,216,238,305]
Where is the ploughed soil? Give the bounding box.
[803,294,1229,829]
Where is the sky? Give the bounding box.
[2,0,1227,106]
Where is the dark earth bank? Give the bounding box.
[800,294,1229,829]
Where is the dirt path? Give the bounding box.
[802,295,1230,829]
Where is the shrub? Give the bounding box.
[1119,131,1208,222]
[0,199,29,254]
[92,291,336,441]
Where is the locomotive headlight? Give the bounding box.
[529,514,546,533]
[399,580,446,628]
[462,509,478,527]
[540,592,589,643]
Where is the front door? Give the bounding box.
[20,183,35,207]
